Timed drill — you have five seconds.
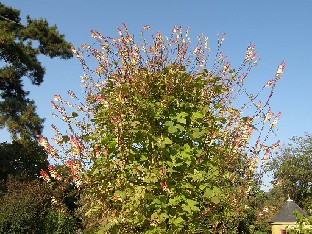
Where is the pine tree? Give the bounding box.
[0,2,72,140]
[0,2,73,186]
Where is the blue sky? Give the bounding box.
[2,1,312,183]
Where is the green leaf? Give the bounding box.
[191,128,204,139]
[172,216,184,225]
[211,197,221,204]
[98,222,114,233]
[175,124,184,132]
[163,137,172,145]
[204,188,214,198]
[176,112,188,124]
[92,168,99,175]
[114,190,126,200]
[151,212,159,220]
[62,135,69,142]
[140,155,148,161]
[168,125,177,134]
[168,197,179,206]
[72,112,78,118]
[182,199,199,213]
[181,182,193,189]
[177,117,186,124]
[159,212,169,222]
[165,121,174,127]
[191,112,203,120]
[130,121,140,127]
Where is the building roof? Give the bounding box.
[270,199,308,223]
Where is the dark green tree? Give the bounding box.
[0,4,77,232]
[0,140,48,183]
[0,178,79,234]
[249,186,286,233]
[0,2,72,140]
[0,2,72,187]
[269,133,312,212]
[0,179,52,233]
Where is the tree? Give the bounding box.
[246,186,286,233]
[0,2,72,192]
[0,179,79,234]
[0,140,48,183]
[0,2,72,140]
[41,24,285,233]
[0,179,52,233]
[269,133,312,212]
[0,4,78,233]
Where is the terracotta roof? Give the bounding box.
[270,199,307,223]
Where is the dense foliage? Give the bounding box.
[269,133,312,213]
[0,179,79,234]
[40,24,285,233]
[247,186,286,233]
[0,179,52,233]
[0,140,48,184]
[0,2,72,140]
[0,3,77,233]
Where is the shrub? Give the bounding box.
[42,24,285,233]
[0,179,51,233]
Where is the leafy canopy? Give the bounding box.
[0,140,48,182]
[41,24,285,233]
[0,2,72,140]
[269,133,312,212]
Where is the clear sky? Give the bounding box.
[2,1,312,180]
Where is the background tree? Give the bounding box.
[269,133,312,212]
[0,2,72,140]
[0,179,79,234]
[245,186,286,233]
[41,25,284,233]
[0,179,52,233]
[0,3,78,233]
[0,140,48,183]
[0,1,72,186]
